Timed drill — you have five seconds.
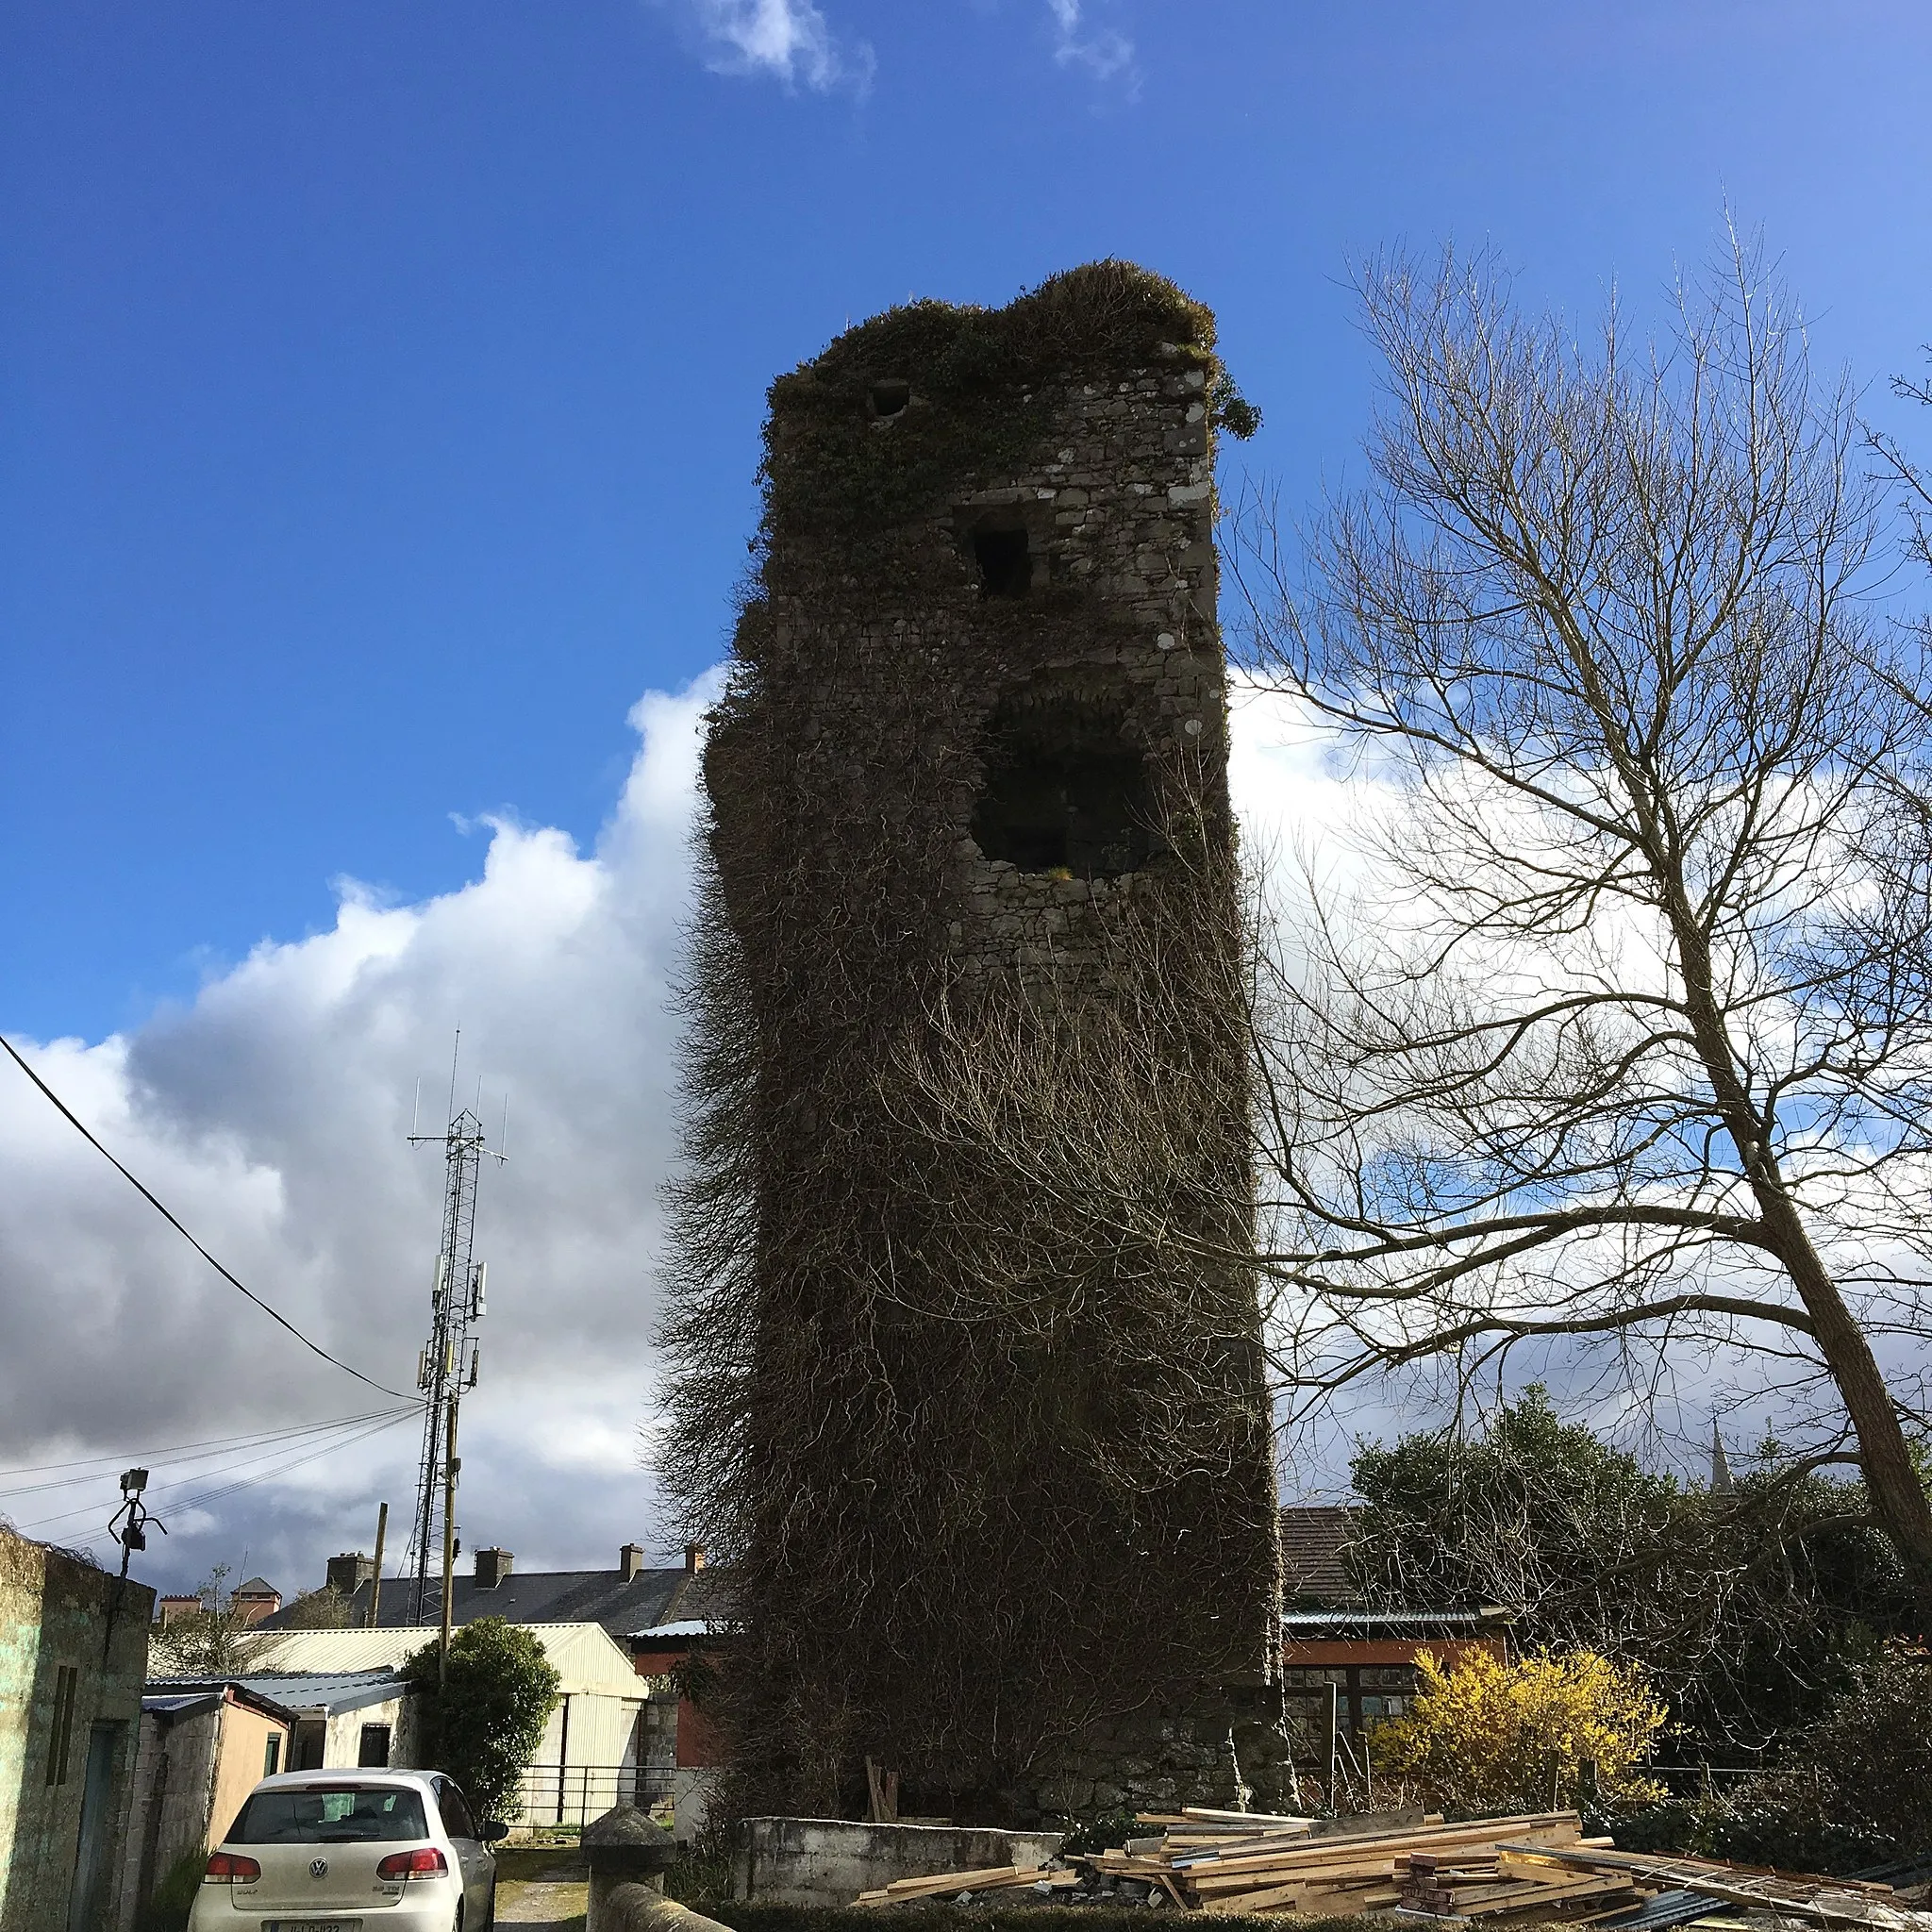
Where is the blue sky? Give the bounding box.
[8,0,1932,1040]
[5,0,1932,1586]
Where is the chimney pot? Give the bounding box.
[619,1543,645,1582]
[684,1541,707,1574]
[473,1548,513,1589]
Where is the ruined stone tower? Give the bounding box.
[662,263,1283,1824]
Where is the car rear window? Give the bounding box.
[228,1787,430,1844]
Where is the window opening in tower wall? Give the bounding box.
[973,526,1032,598]
[973,708,1152,880]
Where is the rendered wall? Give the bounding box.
[319,1695,408,1770]
[668,263,1284,1824]
[0,1527,153,1932]
[733,1818,1064,1908]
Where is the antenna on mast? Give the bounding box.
[403,1029,504,1624]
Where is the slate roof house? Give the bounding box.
[229,1577,282,1626]
[1277,1506,1512,1761]
[269,1541,731,1651]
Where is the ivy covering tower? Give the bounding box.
[661,261,1284,1824]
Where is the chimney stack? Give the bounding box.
[473,1548,513,1589]
[619,1543,645,1582]
[684,1541,707,1574]
[325,1552,375,1596]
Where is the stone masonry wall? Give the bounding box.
[675,264,1285,1825]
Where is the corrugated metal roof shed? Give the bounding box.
[232,1671,401,1716]
[247,1622,642,1696]
[143,1677,300,1723]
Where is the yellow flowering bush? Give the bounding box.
[1371,1646,1667,1813]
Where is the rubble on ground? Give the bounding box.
[849,1806,1932,1925]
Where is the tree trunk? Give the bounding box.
[1665,878,1932,1621]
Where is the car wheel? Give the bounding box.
[478,1881,497,1932]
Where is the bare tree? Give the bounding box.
[1231,232,1932,1602]
[1868,348,1932,573]
[147,1564,270,1676]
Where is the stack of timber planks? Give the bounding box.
[854,1866,1079,1907]
[1489,1841,1932,1932]
[848,1806,1932,1924]
[1087,1808,1592,1917]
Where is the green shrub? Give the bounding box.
[1598,1792,1898,1876]
[402,1616,561,1821]
[1597,1647,1932,1873]
[1056,1807,1141,1855]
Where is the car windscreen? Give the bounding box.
[228,1787,430,1844]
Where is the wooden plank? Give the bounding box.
[1497,1845,1893,1896]
[1194,1856,1400,1894]
[1418,1873,1639,1912]
[877,1863,1024,1897]
[1175,1812,1581,1867]
[1181,1817,1583,1881]
[1296,1888,1407,1915]
[1211,1880,1309,1914]
[1491,1847,1910,1927]
[1183,1808,1317,1827]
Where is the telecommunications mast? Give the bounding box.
[405,1033,504,1624]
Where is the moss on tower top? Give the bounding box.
[798,258,1215,391]
[757,261,1224,552]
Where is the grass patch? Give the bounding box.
[494,1843,587,1884]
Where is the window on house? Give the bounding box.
[44,1663,79,1786]
[263,1734,282,1778]
[972,526,1032,598]
[358,1724,391,1769]
[972,704,1152,880]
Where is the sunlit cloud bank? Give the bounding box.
[0,674,722,1591]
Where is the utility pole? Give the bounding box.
[365,1502,388,1630]
[440,1398,458,1689]
[405,1032,501,1624]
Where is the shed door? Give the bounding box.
[67,1721,123,1932]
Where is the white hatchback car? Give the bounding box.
[187,1768,508,1932]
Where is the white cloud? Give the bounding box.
[0,671,724,1594]
[689,0,874,95]
[1043,0,1136,85]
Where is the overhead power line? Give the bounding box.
[0,1407,416,1499]
[13,1407,419,1536]
[0,1031,410,1400]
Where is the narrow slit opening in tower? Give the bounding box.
[973,526,1033,598]
[973,709,1152,880]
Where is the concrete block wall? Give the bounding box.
[733,1817,1064,1907]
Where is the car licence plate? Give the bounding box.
[263,1921,362,1931]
